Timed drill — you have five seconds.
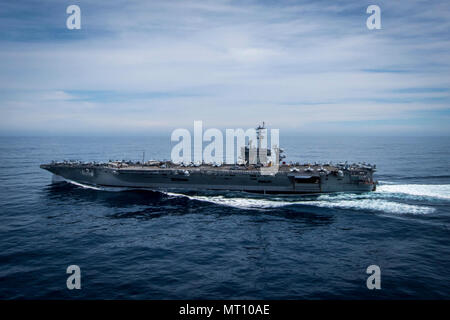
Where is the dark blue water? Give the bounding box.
[0,136,449,299]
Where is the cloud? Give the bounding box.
[0,0,449,135]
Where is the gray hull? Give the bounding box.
[41,164,376,194]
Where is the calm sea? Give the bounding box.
[0,136,449,299]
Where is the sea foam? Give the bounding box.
[165,191,435,215]
[377,184,450,200]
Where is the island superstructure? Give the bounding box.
[40,124,377,194]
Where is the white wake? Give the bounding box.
[165,190,437,215]
[377,184,450,200]
[65,180,447,215]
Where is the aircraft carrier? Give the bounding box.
[40,125,377,194]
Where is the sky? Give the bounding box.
[0,0,449,136]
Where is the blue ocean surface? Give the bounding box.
[0,136,449,299]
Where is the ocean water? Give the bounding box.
[0,136,449,299]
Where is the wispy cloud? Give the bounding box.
[0,0,449,135]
